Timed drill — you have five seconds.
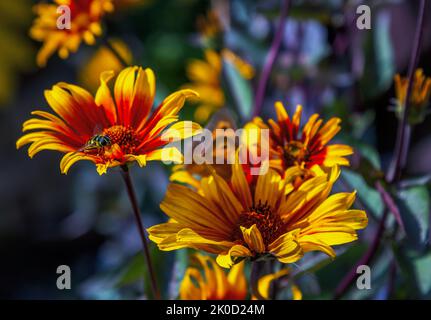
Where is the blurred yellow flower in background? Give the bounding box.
[0,0,35,106]
[180,254,247,300]
[254,268,302,300]
[79,39,132,93]
[185,49,254,123]
[30,0,114,67]
[185,50,224,123]
[197,10,223,45]
[222,49,255,80]
[148,161,367,268]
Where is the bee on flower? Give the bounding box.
[17,66,201,175]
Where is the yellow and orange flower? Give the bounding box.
[244,102,353,175]
[148,161,367,268]
[17,66,201,175]
[180,254,301,300]
[30,0,114,67]
[180,254,247,300]
[394,68,431,123]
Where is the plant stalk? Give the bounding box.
[252,0,290,117]
[334,0,427,299]
[121,166,161,299]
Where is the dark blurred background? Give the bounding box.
[0,0,430,299]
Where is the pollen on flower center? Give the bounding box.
[283,141,308,166]
[103,125,139,153]
[233,201,285,246]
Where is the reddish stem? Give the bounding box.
[334,0,427,299]
[252,0,290,117]
[121,167,161,299]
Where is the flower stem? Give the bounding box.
[375,181,405,233]
[334,0,426,299]
[387,0,426,183]
[103,37,130,68]
[387,259,397,299]
[120,166,161,299]
[252,0,290,117]
[250,261,266,300]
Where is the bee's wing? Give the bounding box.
[92,124,104,135]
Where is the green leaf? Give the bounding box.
[392,245,431,298]
[115,243,174,299]
[355,141,381,171]
[360,11,395,98]
[396,186,430,251]
[222,59,254,121]
[414,253,431,297]
[400,174,431,188]
[350,110,376,140]
[373,11,395,92]
[313,244,367,297]
[116,254,145,287]
[168,249,190,299]
[341,169,384,218]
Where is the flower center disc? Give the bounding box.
[233,201,285,246]
[103,125,139,154]
[283,140,307,166]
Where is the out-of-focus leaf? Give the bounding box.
[373,11,394,92]
[313,243,367,296]
[342,169,384,218]
[348,248,392,300]
[350,110,376,140]
[414,253,431,298]
[222,59,253,121]
[399,174,431,188]
[168,249,190,299]
[396,186,430,251]
[115,254,144,287]
[355,141,382,171]
[291,255,332,280]
[115,244,173,299]
[392,244,431,299]
[361,10,395,97]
